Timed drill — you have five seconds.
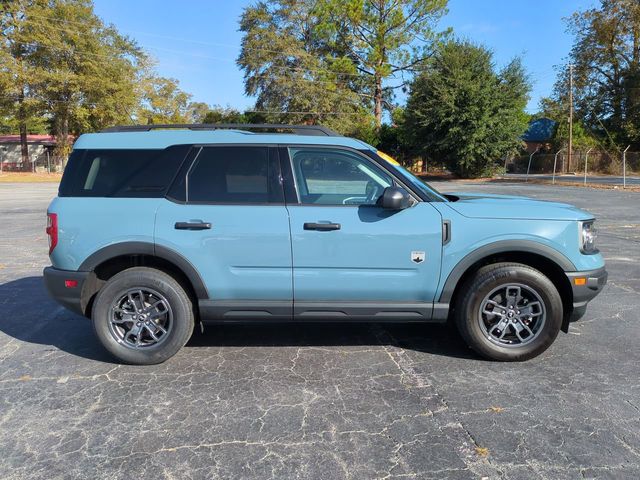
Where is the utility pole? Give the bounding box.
[568,64,574,173]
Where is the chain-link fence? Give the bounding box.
[0,150,66,173]
[506,149,640,187]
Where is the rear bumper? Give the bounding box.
[566,267,608,322]
[43,267,92,317]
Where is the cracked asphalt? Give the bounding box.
[0,181,638,480]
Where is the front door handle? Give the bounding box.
[304,222,341,231]
[175,221,212,231]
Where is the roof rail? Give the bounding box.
[100,124,341,137]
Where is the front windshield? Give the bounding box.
[374,150,448,202]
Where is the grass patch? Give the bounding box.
[0,172,62,183]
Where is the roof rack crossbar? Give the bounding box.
[100,123,340,137]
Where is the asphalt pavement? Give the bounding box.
[0,181,639,479]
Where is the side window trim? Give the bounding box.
[165,146,202,203]
[184,147,203,203]
[278,146,300,204]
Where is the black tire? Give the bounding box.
[92,267,194,365]
[454,262,563,361]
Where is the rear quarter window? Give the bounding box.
[59,146,190,197]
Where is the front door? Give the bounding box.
[284,146,443,319]
[155,145,292,319]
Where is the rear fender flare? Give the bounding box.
[78,241,208,299]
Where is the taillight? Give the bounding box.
[46,213,58,255]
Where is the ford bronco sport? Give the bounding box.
[43,124,607,364]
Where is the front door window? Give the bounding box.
[289,147,392,206]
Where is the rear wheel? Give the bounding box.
[454,262,563,361]
[92,267,194,365]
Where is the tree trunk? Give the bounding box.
[374,72,383,128]
[56,113,70,169]
[17,89,29,166]
[19,122,28,166]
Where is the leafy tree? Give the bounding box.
[538,97,597,150]
[550,0,640,147]
[376,107,412,165]
[187,101,211,123]
[237,0,373,136]
[135,75,192,125]
[315,0,449,127]
[404,40,531,178]
[0,0,49,162]
[201,106,249,124]
[1,0,146,159]
[0,112,48,134]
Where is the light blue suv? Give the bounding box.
[43,124,607,364]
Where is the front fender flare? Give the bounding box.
[438,240,576,303]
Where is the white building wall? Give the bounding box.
[0,143,49,169]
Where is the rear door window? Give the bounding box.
[173,146,283,204]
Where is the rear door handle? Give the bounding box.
[174,221,212,231]
[304,222,341,231]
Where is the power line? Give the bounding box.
[245,110,367,116]
[0,91,369,115]
[10,24,384,82]
[15,13,390,80]
[2,35,379,103]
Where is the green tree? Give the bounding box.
[136,75,192,125]
[316,0,449,127]
[404,40,531,178]
[237,0,373,136]
[0,0,49,162]
[538,97,597,150]
[377,107,412,165]
[187,101,211,123]
[201,106,248,124]
[553,0,640,147]
[1,0,146,159]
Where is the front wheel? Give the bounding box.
[454,263,563,361]
[92,267,194,365]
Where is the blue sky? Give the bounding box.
[93,0,599,114]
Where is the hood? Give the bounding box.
[445,192,594,221]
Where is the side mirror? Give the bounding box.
[380,186,412,210]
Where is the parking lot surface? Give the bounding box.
[1,182,639,479]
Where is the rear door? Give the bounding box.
[283,146,443,319]
[155,145,292,319]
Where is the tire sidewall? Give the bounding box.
[458,265,563,361]
[92,268,194,365]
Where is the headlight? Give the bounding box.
[579,220,598,254]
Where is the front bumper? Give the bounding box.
[43,267,93,317]
[565,267,608,322]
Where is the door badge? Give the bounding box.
[411,251,426,264]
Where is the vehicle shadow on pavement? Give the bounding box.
[0,276,114,363]
[0,276,477,362]
[186,322,477,360]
